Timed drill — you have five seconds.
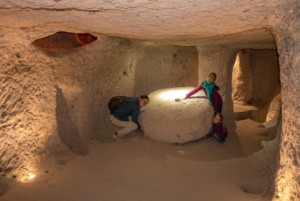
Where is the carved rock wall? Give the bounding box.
[134,45,198,95]
[272,0,300,200]
[0,28,140,179]
[250,50,280,107]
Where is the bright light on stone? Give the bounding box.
[20,172,36,183]
[159,89,190,101]
[28,172,36,180]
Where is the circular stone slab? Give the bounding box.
[140,87,214,143]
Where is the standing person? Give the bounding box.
[183,72,223,114]
[110,95,149,139]
[205,113,228,143]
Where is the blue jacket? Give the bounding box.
[112,97,141,129]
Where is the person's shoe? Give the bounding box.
[112,132,121,140]
[213,133,224,143]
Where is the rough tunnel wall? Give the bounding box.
[250,50,280,107]
[134,44,198,95]
[273,1,300,200]
[55,86,87,155]
[51,37,138,141]
[0,28,58,179]
[250,50,280,122]
[0,27,137,179]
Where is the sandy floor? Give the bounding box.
[0,106,277,201]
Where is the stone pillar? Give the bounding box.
[272,1,300,200]
[232,50,252,104]
[196,47,238,127]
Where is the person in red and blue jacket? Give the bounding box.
[205,113,228,143]
[184,72,223,114]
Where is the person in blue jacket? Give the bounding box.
[110,95,149,139]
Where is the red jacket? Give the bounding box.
[185,83,223,113]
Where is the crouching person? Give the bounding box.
[110,95,150,139]
[205,113,228,143]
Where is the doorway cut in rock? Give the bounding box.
[231,49,280,123]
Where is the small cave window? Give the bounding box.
[32,31,97,51]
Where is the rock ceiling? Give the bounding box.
[0,0,285,48]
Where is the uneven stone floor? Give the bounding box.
[0,105,277,201]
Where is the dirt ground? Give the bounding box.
[0,105,277,201]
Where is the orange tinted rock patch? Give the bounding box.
[32,32,97,51]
